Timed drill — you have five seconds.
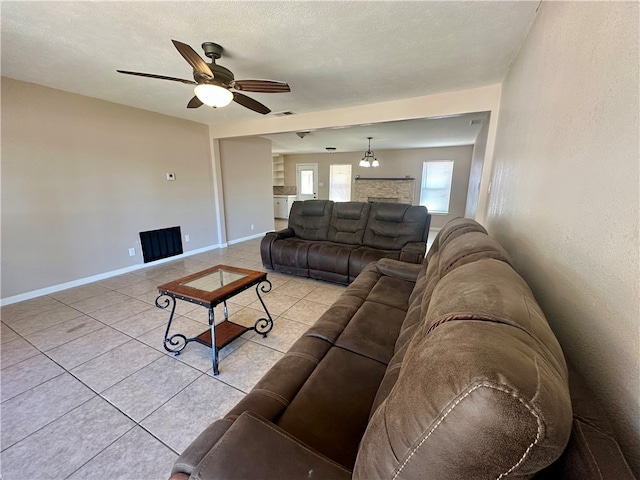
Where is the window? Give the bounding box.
[329,164,352,202]
[419,161,454,214]
[300,170,314,195]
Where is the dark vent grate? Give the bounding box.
[140,226,183,263]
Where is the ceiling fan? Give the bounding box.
[117,40,290,115]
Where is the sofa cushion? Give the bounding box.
[308,242,358,278]
[423,260,566,370]
[327,201,371,244]
[363,203,428,250]
[276,347,388,470]
[225,335,332,423]
[188,412,352,480]
[348,246,401,281]
[270,237,313,277]
[288,200,333,241]
[437,231,512,278]
[334,276,413,364]
[354,259,572,479]
[426,216,488,262]
[171,419,234,478]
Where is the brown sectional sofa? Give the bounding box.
[260,200,431,284]
[170,218,634,480]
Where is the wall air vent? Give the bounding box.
[139,226,183,263]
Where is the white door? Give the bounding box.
[296,164,318,201]
[329,164,352,201]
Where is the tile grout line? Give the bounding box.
[0,242,348,477]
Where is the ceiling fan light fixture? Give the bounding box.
[194,84,233,108]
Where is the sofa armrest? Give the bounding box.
[399,242,427,264]
[187,412,352,480]
[376,258,422,282]
[272,227,295,239]
[260,229,295,270]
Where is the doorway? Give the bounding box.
[329,164,352,201]
[296,163,318,201]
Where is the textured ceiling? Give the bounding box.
[263,112,490,154]
[1,1,539,132]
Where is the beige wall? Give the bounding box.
[1,78,217,299]
[283,145,473,228]
[486,2,639,473]
[211,85,502,224]
[218,137,274,241]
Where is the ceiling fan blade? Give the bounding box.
[232,80,291,93]
[116,70,196,85]
[233,92,271,115]
[187,96,203,109]
[171,40,214,79]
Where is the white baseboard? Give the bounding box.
[0,244,224,306]
[227,231,269,245]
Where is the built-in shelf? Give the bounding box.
[272,156,285,186]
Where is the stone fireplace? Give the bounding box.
[353,178,415,205]
[368,197,398,203]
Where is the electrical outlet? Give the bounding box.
[185,234,190,242]
[250,224,254,230]
[128,248,135,257]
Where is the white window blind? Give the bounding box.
[419,161,454,214]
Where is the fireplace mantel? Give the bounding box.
[352,178,415,205]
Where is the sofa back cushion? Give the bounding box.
[397,231,513,359]
[426,216,487,263]
[327,202,370,245]
[363,203,428,250]
[288,200,333,241]
[354,259,572,479]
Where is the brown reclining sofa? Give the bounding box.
[170,218,634,480]
[260,200,431,284]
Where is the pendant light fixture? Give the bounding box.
[359,137,379,168]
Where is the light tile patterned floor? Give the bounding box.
[0,236,342,480]
[0,225,436,480]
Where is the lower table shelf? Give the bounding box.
[193,321,249,350]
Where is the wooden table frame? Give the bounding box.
[155,265,273,375]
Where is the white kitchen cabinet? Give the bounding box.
[273,195,296,219]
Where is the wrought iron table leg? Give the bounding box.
[253,279,274,337]
[156,294,187,355]
[209,306,219,376]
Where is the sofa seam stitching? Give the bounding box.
[391,382,543,480]
[576,421,604,479]
[286,351,321,365]
[251,389,291,407]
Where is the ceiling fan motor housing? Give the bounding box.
[202,42,223,60]
[194,43,234,85]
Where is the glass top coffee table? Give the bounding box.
[155,265,273,375]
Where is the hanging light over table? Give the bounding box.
[359,136,379,167]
